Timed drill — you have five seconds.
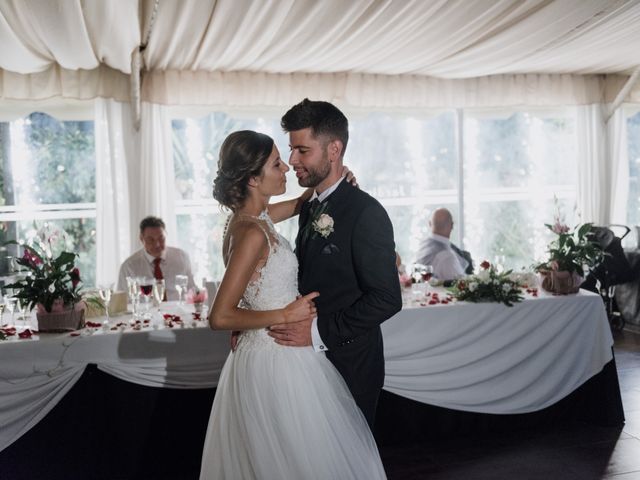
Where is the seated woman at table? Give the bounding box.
[199,130,386,479]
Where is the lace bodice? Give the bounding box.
[230,211,299,351]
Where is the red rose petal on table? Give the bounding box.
[18,329,33,339]
[69,332,81,336]
[428,300,438,305]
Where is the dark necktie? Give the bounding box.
[309,198,320,220]
[153,257,163,280]
[301,198,321,247]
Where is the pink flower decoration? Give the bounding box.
[551,222,570,234]
[185,288,208,304]
[22,248,42,267]
[69,267,81,288]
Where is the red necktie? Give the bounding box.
[153,257,163,280]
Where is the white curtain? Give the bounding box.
[607,108,630,226]
[137,102,177,246]
[577,104,609,225]
[94,98,136,286]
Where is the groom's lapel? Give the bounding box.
[301,180,353,263]
[296,200,312,259]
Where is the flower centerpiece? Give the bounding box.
[452,261,523,307]
[4,225,85,331]
[535,215,603,294]
[185,287,208,313]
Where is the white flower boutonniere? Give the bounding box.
[313,213,334,238]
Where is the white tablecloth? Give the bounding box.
[0,291,613,453]
[382,289,613,414]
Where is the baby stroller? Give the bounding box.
[582,224,636,330]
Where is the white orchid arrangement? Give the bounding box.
[452,261,523,307]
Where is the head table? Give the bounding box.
[0,289,622,475]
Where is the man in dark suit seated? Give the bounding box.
[415,208,474,281]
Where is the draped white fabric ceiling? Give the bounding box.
[1,0,640,78]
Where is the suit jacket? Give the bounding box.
[296,180,402,395]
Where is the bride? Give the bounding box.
[199,130,386,479]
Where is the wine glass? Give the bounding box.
[175,275,188,304]
[421,265,434,283]
[0,303,5,326]
[98,285,113,326]
[153,279,166,314]
[4,297,17,327]
[138,277,153,320]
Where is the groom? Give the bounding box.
[268,98,402,428]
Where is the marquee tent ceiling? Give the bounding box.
[1,0,640,79]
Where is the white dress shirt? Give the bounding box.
[117,246,196,301]
[415,234,467,281]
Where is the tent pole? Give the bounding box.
[606,65,640,123]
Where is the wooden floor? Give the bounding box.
[380,329,640,479]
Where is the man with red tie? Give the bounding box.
[117,216,195,300]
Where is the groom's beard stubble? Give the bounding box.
[298,151,331,188]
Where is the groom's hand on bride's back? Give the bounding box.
[268,319,313,347]
[268,292,318,347]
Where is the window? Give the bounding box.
[172,113,299,284]
[0,112,96,287]
[463,109,578,270]
[626,108,640,248]
[172,108,578,280]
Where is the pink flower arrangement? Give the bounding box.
[3,225,83,313]
[185,287,208,304]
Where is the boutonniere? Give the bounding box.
[301,200,332,242]
[313,213,334,238]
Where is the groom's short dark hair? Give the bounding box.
[281,99,349,156]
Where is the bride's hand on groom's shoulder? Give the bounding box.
[283,292,319,324]
[342,166,359,188]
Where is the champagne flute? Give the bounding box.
[98,285,113,326]
[15,298,27,329]
[0,303,5,326]
[153,279,166,314]
[126,276,139,311]
[175,275,188,304]
[5,297,17,327]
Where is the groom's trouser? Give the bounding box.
[354,390,380,431]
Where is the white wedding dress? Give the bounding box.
[199,213,386,480]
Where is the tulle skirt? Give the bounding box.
[199,341,386,479]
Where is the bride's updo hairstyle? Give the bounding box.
[212,130,274,211]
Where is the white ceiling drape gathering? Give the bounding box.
[1,0,640,285]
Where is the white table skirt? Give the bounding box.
[0,291,613,453]
[382,289,613,414]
